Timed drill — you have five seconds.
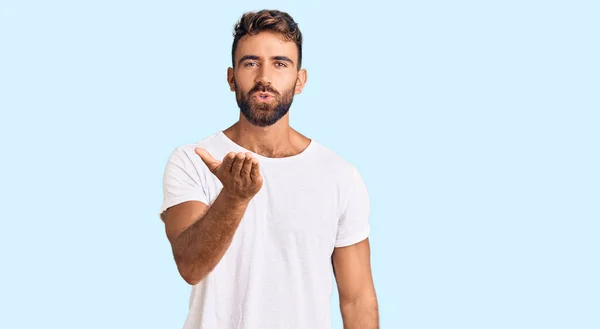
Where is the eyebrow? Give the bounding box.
[238,55,295,66]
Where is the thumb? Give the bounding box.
[195,148,220,172]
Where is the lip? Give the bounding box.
[254,92,275,97]
[253,92,275,102]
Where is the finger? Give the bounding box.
[250,158,261,181]
[221,152,237,173]
[231,152,246,174]
[241,152,253,178]
[195,148,220,172]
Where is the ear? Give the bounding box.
[227,67,235,92]
[294,69,308,95]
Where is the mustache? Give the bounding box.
[249,84,280,96]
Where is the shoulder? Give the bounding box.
[164,132,227,176]
[169,131,224,158]
[309,140,359,181]
[308,141,368,210]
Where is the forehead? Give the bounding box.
[235,31,298,61]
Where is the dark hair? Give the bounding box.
[231,10,303,69]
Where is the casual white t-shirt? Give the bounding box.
[160,130,371,329]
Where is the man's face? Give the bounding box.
[228,31,307,127]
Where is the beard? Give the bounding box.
[235,81,295,127]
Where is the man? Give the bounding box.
[159,9,379,329]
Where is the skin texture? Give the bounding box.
[162,30,378,328]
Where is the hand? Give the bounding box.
[195,148,263,202]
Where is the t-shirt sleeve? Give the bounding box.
[335,166,371,247]
[159,147,209,220]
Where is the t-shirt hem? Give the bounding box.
[334,226,370,248]
[159,194,209,219]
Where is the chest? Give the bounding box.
[204,167,342,252]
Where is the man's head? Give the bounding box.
[227,10,307,127]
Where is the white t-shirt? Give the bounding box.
[160,130,371,329]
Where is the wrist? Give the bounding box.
[220,188,252,206]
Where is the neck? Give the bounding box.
[223,114,309,158]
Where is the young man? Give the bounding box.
[160,9,379,329]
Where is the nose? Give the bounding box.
[254,64,272,85]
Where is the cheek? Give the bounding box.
[235,82,252,95]
[234,71,254,88]
[273,74,298,91]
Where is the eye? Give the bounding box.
[244,62,258,67]
[275,62,288,68]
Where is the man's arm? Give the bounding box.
[162,191,250,285]
[332,238,379,329]
[162,149,263,285]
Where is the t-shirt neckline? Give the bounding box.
[217,130,316,163]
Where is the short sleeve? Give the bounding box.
[335,166,371,247]
[159,147,209,220]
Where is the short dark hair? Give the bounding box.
[231,10,303,70]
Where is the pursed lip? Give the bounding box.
[253,91,275,97]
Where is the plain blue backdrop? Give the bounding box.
[1,0,598,328]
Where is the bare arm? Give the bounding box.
[332,238,379,329]
[162,150,263,285]
[163,191,250,285]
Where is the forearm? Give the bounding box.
[172,190,250,284]
[340,295,379,329]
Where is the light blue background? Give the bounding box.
[1,0,598,328]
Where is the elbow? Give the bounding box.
[339,290,378,308]
[177,263,205,286]
[175,257,210,285]
[172,243,214,285]
[182,274,202,286]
